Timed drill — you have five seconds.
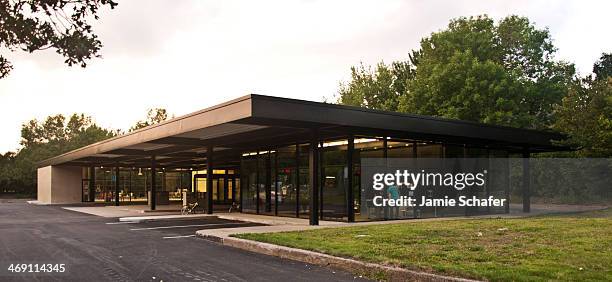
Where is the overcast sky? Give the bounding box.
[0,0,610,153]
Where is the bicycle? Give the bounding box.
[228,201,240,213]
[181,202,199,215]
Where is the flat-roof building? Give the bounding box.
[37,95,566,224]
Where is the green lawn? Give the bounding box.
[234,209,612,281]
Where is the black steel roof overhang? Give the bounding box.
[37,94,567,168]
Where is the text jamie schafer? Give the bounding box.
[371,169,507,207]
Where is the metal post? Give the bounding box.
[309,129,320,226]
[505,157,510,214]
[150,156,157,211]
[383,138,388,158]
[319,142,324,220]
[347,135,355,222]
[295,144,300,218]
[412,142,418,218]
[255,152,260,214]
[114,166,120,206]
[463,145,469,216]
[522,148,530,213]
[265,151,272,213]
[207,145,214,214]
[274,151,279,216]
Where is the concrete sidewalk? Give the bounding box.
[63,204,181,217]
[120,212,348,226]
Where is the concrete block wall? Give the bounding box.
[37,166,82,204]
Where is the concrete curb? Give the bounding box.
[196,232,480,282]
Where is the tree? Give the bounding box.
[337,15,575,129]
[0,152,17,193]
[4,113,116,195]
[338,61,413,112]
[554,77,612,157]
[593,53,612,81]
[0,0,118,78]
[399,15,574,129]
[130,108,170,132]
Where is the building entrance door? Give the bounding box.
[193,173,238,205]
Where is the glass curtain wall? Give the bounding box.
[276,145,298,217]
[83,168,192,204]
[240,156,258,213]
[298,144,310,218]
[237,136,510,222]
[320,140,348,221]
[354,138,384,221]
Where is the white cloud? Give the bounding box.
[0,0,610,152]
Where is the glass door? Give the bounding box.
[81,179,91,202]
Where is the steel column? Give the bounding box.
[309,129,320,226]
[207,145,214,214]
[295,143,300,218]
[114,166,120,206]
[347,135,355,222]
[522,148,530,213]
[150,156,157,211]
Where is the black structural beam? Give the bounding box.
[309,129,320,226]
[522,148,531,213]
[206,145,214,214]
[150,156,157,211]
[114,166,120,206]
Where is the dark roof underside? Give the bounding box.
[38,94,568,168]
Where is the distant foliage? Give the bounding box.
[129,108,170,132]
[553,77,612,157]
[593,53,612,81]
[0,114,116,195]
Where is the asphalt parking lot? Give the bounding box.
[110,217,265,239]
[0,199,369,282]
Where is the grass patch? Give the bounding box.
[234,209,612,281]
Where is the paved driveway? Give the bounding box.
[0,200,368,281]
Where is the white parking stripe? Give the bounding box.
[106,222,137,225]
[130,222,246,231]
[163,235,196,239]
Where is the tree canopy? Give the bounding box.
[0,108,175,196]
[593,53,612,81]
[1,114,116,195]
[338,61,413,112]
[0,0,117,78]
[129,108,170,132]
[554,77,612,157]
[338,15,575,129]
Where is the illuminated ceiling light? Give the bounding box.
[138,168,143,176]
[323,140,348,147]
